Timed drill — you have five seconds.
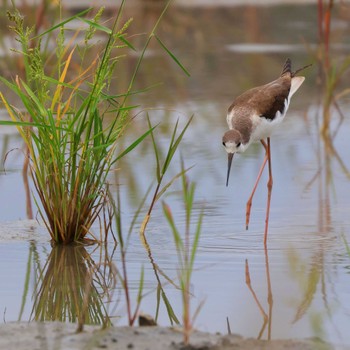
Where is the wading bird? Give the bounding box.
[222,58,309,246]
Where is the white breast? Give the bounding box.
[250,97,290,142]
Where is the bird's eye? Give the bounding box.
[237,142,241,147]
[222,142,225,146]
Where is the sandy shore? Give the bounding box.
[0,322,345,350]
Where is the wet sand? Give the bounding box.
[0,322,344,350]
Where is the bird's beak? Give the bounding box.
[226,153,234,187]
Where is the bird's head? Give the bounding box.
[222,129,243,187]
[222,129,243,154]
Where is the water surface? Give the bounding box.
[1,0,350,346]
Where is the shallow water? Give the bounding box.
[1,0,350,347]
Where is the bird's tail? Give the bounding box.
[281,58,312,77]
[280,58,292,77]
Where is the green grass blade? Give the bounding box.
[0,120,45,128]
[147,115,161,182]
[343,235,350,256]
[114,125,157,163]
[118,0,172,110]
[162,115,193,174]
[162,202,184,253]
[117,33,136,51]
[20,80,46,116]
[155,284,161,322]
[185,183,196,226]
[137,265,144,304]
[190,209,203,271]
[156,166,193,202]
[34,8,93,39]
[154,34,190,77]
[161,289,180,325]
[104,83,162,99]
[109,105,140,113]
[161,119,179,175]
[42,75,74,89]
[78,18,112,34]
[0,76,19,91]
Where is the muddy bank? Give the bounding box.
[0,322,344,350]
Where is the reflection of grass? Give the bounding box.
[111,184,146,326]
[343,235,350,257]
[288,249,322,324]
[32,245,111,326]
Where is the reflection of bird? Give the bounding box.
[222,58,307,245]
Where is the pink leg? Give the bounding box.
[246,140,269,230]
[264,137,273,247]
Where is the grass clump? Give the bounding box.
[0,0,190,244]
[0,5,157,244]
